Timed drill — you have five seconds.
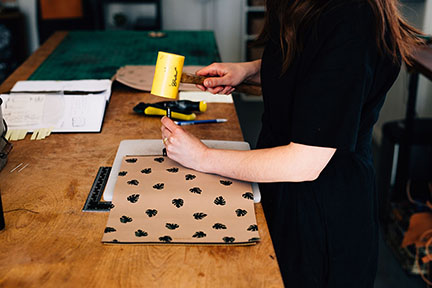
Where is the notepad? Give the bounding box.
[0,80,112,134]
[0,93,107,133]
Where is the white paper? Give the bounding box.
[0,94,45,127]
[11,80,112,101]
[179,91,233,103]
[0,93,107,132]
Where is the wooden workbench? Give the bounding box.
[0,32,283,287]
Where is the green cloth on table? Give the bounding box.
[29,31,221,80]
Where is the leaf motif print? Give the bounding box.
[189,187,202,194]
[247,224,258,231]
[172,198,184,208]
[145,209,158,217]
[212,223,227,230]
[120,216,133,223]
[185,174,196,180]
[104,227,116,233]
[248,237,260,242]
[125,158,137,163]
[127,179,139,186]
[220,180,232,186]
[166,167,179,173]
[192,231,207,238]
[153,183,164,190]
[214,196,226,206]
[118,171,127,176]
[223,237,235,243]
[193,212,207,220]
[135,230,148,237]
[159,236,172,243]
[242,192,254,200]
[235,209,248,217]
[154,157,164,163]
[141,168,152,174]
[127,194,140,203]
[165,223,180,230]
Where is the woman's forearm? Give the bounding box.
[201,142,335,183]
[242,60,261,84]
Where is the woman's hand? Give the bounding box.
[196,60,261,94]
[161,116,209,171]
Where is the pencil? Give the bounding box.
[174,119,228,126]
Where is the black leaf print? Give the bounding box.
[242,192,254,200]
[127,194,140,203]
[248,237,260,242]
[153,183,164,190]
[185,174,196,180]
[127,179,139,186]
[172,198,184,208]
[220,180,233,186]
[145,209,158,217]
[223,237,235,243]
[125,158,137,163]
[214,196,226,206]
[135,230,148,237]
[104,227,116,233]
[166,167,179,173]
[120,216,133,223]
[212,223,227,230]
[141,168,152,174]
[154,157,164,163]
[193,212,207,220]
[189,187,202,194]
[192,231,207,238]
[159,236,172,243]
[118,171,127,176]
[235,209,248,217]
[247,224,258,231]
[165,223,179,230]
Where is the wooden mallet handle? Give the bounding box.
[181,73,262,96]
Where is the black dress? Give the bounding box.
[257,1,401,287]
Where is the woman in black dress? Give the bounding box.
[161,0,425,286]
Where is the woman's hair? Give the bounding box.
[258,0,426,72]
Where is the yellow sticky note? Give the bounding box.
[31,129,39,140]
[5,129,12,141]
[18,130,27,140]
[10,130,19,141]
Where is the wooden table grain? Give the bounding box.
[0,32,283,287]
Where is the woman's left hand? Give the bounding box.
[161,116,209,171]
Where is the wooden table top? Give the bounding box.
[0,32,283,287]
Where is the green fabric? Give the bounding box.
[29,31,221,80]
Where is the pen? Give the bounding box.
[174,119,228,126]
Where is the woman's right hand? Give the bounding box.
[196,61,261,94]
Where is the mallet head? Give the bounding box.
[151,51,185,99]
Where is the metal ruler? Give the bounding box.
[82,166,113,212]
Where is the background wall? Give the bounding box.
[161,0,242,62]
[17,0,38,53]
[374,0,432,144]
